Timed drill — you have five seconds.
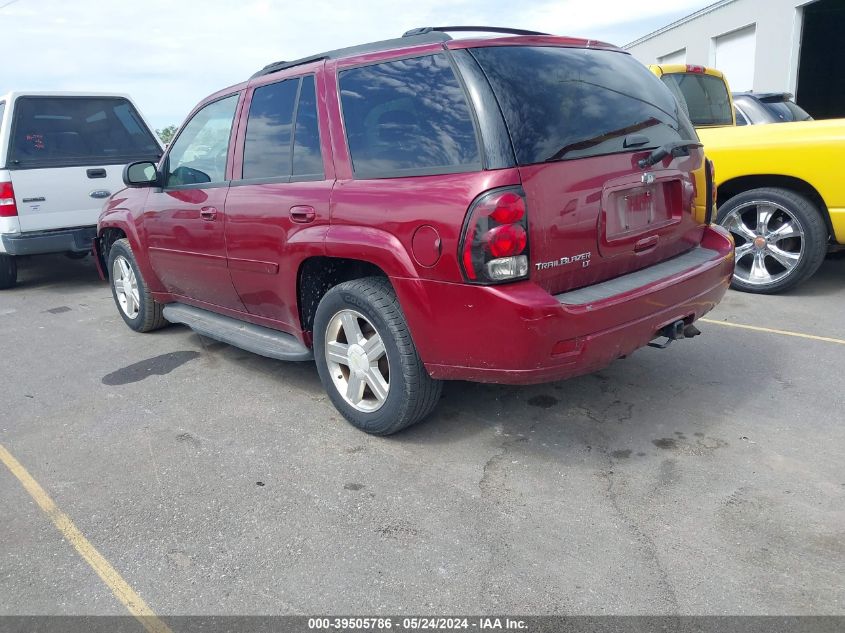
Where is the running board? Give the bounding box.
[162,303,313,362]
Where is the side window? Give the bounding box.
[338,54,480,177]
[0,103,5,129]
[243,79,299,180]
[292,75,324,178]
[166,94,238,187]
[734,106,748,126]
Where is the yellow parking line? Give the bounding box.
[700,318,845,346]
[0,444,173,633]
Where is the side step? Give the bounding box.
[162,303,313,362]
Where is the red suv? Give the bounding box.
[96,27,734,435]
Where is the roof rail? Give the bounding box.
[252,32,451,79]
[402,26,550,38]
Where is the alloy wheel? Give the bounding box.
[112,255,140,319]
[324,309,390,413]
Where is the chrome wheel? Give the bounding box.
[324,309,389,413]
[722,200,805,287]
[112,255,140,319]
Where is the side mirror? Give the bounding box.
[123,161,160,188]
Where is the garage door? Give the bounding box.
[712,24,756,91]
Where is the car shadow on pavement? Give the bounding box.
[11,253,103,291]
[393,336,771,460]
[184,330,325,395]
[775,254,845,298]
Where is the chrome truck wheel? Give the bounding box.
[717,188,828,294]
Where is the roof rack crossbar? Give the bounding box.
[402,26,550,38]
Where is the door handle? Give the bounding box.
[200,206,218,221]
[289,205,316,224]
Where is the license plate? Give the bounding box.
[623,189,655,229]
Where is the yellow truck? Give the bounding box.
[650,64,844,294]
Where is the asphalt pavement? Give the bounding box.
[1,253,843,616]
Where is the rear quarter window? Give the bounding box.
[339,54,480,178]
[7,96,161,169]
[470,46,695,165]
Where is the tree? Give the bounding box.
[156,125,178,145]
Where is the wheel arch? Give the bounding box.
[717,175,833,240]
[297,256,390,332]
[97,215,163,291]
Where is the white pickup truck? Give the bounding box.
[0,92,162,288]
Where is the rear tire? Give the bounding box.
[717,187,828,294]
[313,276,442,435]
[108,238,167,332]
[0,253,17,289]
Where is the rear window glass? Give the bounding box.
[470,46,695,165]
[8,96,160,168]
[659,73,733,126]
[0,102,5,127]
[339,54,480,177]
[761,99,812,122]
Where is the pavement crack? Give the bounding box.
[602,453,680,612]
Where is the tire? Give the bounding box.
[313,276,442,435]
[0,253,16,290]
[717,187,828,294]
[107,238,167,332]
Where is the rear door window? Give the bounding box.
[8,96,161,168]
[242,74,324,181]
[243,78,299,180]
[292,75,323,178]
[659,73,733,126]
[339,54,480,177]
[470,46,696,165]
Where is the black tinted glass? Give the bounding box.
[761,100,812,122]
[660,73,733,126]
[471,46,695,165]
[243,78,298,179]
[9,97,160,168]
[339,54,480,176]
[292,75,323,177]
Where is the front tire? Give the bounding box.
[717,187,828,294]
[108,238,167,332]
[313,277,442,435]
[0,253,16,289]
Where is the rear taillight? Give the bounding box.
[460,188,529,284]
[686,65,706,74]
[0,181,18,218]
[704,158,716,224]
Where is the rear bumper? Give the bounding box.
[0,226,96,256]
[396,226,734,385]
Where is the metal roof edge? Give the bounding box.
[623,0,739,49]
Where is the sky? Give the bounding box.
[0,0,715,130]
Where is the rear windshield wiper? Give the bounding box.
[544,117,661,162]
[637,140,702,169]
